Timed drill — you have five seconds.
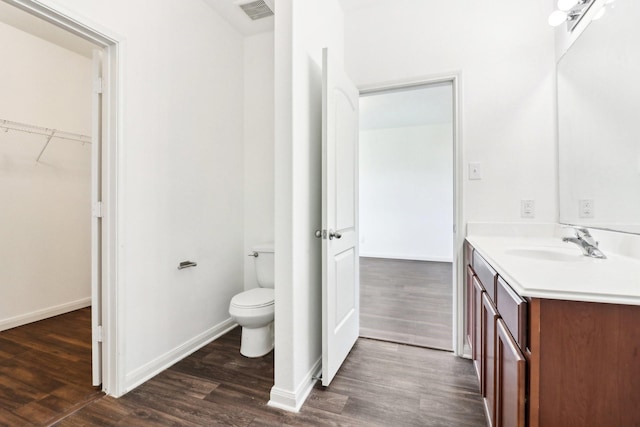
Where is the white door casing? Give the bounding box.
[91,49,103,386]
[321,48,360,387]
[4,0,122,394]
[358,73,462,356]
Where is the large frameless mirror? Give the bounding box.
[557,0,640,234]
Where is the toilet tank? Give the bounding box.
[253,244,274,288]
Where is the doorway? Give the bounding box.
[358,81,456,351]
[0,0,121,399]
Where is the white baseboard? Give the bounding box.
[0,297,91,332]
[268,357,321,412]
[124,318,237,394]
[360,252,453,263]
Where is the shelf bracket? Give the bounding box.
[36,130,57,162]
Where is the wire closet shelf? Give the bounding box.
[0,118,92,162]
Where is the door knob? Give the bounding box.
[328,229,342,240]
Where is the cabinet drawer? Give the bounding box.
[473,251,497,302]
[496,276,528,350]
[464,240,474,269]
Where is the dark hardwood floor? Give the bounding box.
[58,327,484,427]
[0,307,103,426]
[1,308,485,426]
[360,257,453,350]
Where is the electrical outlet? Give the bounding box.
[579,199,594,218]
[521,199,535,218]
[469,162,482,180]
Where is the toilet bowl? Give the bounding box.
[229,288,274,357]
[229,244,275,357]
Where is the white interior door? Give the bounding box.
[321,48,360,387]
[91,49,103,386]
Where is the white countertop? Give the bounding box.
[466,234,640,306]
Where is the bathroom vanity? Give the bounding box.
[464,233,640,427]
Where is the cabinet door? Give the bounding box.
[482,292,498,427]
[466,265,475,349]
[495,319,526,427]
[472,276,484,383]
[474,251,497,303]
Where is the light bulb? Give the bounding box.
[557,0,579,11]
[548,10,568,26]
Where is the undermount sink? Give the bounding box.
[504,247,587,263]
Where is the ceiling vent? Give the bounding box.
[235,0,274,20]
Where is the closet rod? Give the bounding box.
[0,118,92,144]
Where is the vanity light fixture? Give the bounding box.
[548,0,593,29]
[548,9,581,26]
[557,0,580,11]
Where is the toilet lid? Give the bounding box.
[230,288,274,309]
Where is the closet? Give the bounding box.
[0,8,94,331]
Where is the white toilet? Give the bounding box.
[229,244,275,357]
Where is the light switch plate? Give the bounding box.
[521,199,535,218]
[469,162,482,180]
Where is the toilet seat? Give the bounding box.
[230,288,274,309]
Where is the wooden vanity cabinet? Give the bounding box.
[527,298,640,427]
[465,239,640,427]
[465,247,528,427]
[465,249,501,425]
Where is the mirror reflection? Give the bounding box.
[558,0,640,234]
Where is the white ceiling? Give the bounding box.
[0,0,378,51]
[360,83,454,131]
[0,0,279,53]
[0,1,96,58]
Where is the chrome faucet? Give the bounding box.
[562,227,607,259]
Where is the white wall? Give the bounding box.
[0,21,92,330]
[359,124,453,261]
[30,0,246,394]
[244,31,275,290]
[344,0,558,227]
[272,0,345,411]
